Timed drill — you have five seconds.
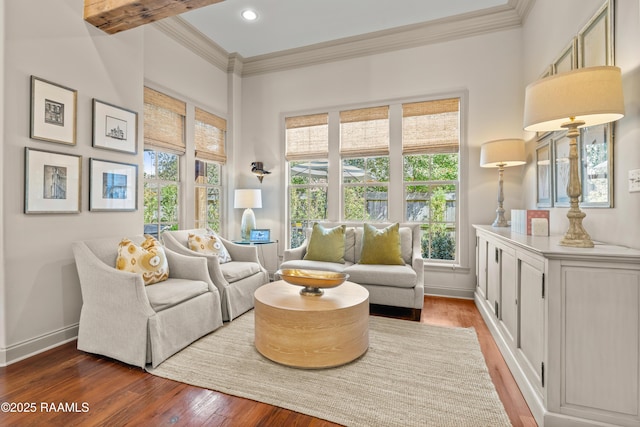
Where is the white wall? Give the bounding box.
[2,0,144,364]
[0,0,229,365]
[240,28,525,297]
[522,0,640,248]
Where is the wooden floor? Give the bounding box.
[0,296,536,426]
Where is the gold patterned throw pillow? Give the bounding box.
[188,232,232,263]
[116,236,169,285]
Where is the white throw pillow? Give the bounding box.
[188,232,232,264]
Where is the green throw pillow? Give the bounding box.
[360,223,404,265]
[303,223,346,263]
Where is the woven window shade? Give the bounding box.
[285,113,329,160]
[340,106,389,157]
[195,108,226,163]
[144,87,186,154]
[402,98,460,154]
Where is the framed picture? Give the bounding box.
[89,158,138,211]
[536,135,553,208]
[24,147,81,214]
[577,0,614,67]
[92,99,138,154]
[552,38,576,74]
[250,229,271,243]
[553,133,571,207]
[580,123,613,207]
[30,76,77,145]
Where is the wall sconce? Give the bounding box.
[251,162,271,183]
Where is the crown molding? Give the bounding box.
[155,0,535,77]
[152,17,229,71]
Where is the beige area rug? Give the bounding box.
[147,311,511,427]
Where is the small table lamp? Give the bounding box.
[234,189,262,241]
[524,66,624,248]
[480,139,526,227]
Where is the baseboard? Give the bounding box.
[425,286,474,299]
[0,323,79,367]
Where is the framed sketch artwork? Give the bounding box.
[580,123,613,207]
[30,76,77,145]
[89,159,138,211]
[553,133,571,207]
[24,147,81,214]
[536,135,553,208]
[92,99,138,154]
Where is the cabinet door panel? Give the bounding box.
[477,236,488,299]
[487,242,500,315]
[500,250,517,343]
[520,259,544,390]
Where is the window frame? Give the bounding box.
[282,91,469,269]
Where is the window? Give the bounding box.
[143,87,185,238]
[285,114,329,248]
[284,95,463,265]
[143,149,180,238]
[194,108,226,232]
[402,98,460,261]
[340,106,390,221]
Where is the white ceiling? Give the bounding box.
[181,0,509,58]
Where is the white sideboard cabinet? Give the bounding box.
[474,225,640,427]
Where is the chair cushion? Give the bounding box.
[116,236,169,285]
[360,223,404,265]
[344,264,417,288]
[145,278,209,311]
[304,223,346,263]
[220,261,262,283]
[279,259,351,273]
[187,232,232,263]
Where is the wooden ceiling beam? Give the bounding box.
[84,0,225,34]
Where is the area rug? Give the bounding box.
[147,311,511,427]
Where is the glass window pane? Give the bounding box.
[343,158,365,183]
[144,182,158,223]
[432,154,459,181]
[158,152,179,181]
[404,154,431,181]
[289,187,309,220]
[195,186,207,227]
[344,186,366,220]
[290,220,311,249]
[367,186,388,220]
[367,157,389,182]
[406,185,430,221]
[207,188,221,223]
[431,184,456,223]
[207,163,220,185]
[195,160,206,185]
[143,150,156,179]
[290,161,310,185]
[159,183,178,222]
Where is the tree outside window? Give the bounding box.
[144,149,179,238]
[195,160,222,232]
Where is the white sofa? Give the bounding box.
[279,222,424,320]
[161,229,269,321]
[72,235,224,368]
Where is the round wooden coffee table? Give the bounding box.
[254,280,369,369]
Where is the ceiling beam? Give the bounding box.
[84,0,225,34]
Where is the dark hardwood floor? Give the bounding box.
[0,296,536,426]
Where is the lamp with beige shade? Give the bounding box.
[480,138,526,227]
[523,66,624,247]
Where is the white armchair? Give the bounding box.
[72,235,224,368]
[161,229,269,321]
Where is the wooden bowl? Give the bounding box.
[276,269,348,296]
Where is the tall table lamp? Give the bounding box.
[480,139,527,227]
[523,66,624,248]
[234,189,262,241]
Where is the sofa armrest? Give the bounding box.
[164,248,216,290]
[283,240,308,261]
[72,241,155,316]
[218,237,261,263]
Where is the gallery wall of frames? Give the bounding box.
[25,75,138,214]
[535,0,615,209]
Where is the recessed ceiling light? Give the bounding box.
[241,9,258,21]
